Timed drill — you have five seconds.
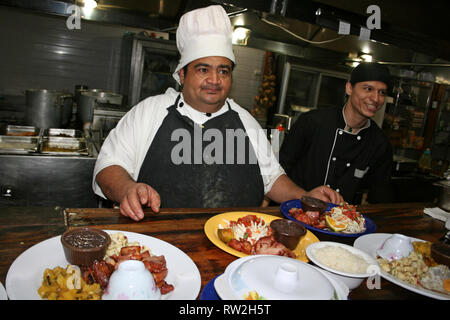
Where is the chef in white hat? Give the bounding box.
[172,4,235,85]
[93,5,342,221]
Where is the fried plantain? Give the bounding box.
[218,228,234,244]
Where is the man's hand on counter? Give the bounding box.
[96,165,161,221]
[119,183,161,221]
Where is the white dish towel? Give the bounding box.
[424,207,450,229]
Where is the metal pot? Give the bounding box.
[77,90,123,124]
[74,85,88,106]
[25,89,72,129]
[434,180,450,212]
[61,94,74,127]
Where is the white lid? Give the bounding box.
[226,255,335,300]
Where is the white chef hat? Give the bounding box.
[172,5,236,84]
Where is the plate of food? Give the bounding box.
[213,254,349,300]
[204,212,319,262]
[280,198,376,237]
[5,230,201,300]
[354,233,450,300]
[0,281,7,300]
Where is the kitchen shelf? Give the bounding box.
[383,77,434,155]
[430,85,450,163]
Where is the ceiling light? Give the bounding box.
[361,46,371,54]
[232,27,251,45]
[345,60,361,68]
[346,51,372,67]
[83,0,97,10]
[360,54,373,62]
[348,52,358,60]
[82,0,97,18]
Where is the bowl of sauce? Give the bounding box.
[300,196,328,214]
[270,219,306,250]
[61,227,111,266]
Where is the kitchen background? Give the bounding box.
[0,0,449,207]
[0,5,265,121]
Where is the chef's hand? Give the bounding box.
[119,182,161,221]
[306,186,343,204]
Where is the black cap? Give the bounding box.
[350,62,391,89]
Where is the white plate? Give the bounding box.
[354,233,450,300]
[214,255,349,300]
[306,241,378,278]
[0,281,7,300]
[214,274,235,300]
[6,230,201,300]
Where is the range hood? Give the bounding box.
[0,0,449,61]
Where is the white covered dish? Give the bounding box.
[214,255,348,300]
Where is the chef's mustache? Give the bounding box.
[201,85,222,90]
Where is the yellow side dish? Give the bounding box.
[243,290,266,300]
[38,265,103,300]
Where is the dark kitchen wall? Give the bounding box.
[0,6,131,96]
[0,5,265,123]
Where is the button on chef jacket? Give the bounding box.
[279,106,393,204]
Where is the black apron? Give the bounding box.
[137,95,264,208]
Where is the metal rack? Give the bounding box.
[430,85,450,175]
[383,77,434,160]
[120,34,180,107]
[275,59,349,125]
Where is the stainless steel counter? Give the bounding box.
[0,152,99,207]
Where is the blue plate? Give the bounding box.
[280,199,376,238]
[199,275,221,300]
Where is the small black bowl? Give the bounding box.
[431,242,450,267]
[300,196,328,214]
[270,219,307,250]
[61,227,111,266]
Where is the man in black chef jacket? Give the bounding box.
[279,62,394,204]
[93,5,343,221]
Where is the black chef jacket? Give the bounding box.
[279,106,393,204]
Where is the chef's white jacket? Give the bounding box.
[92,88,285,199]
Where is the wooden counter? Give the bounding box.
[0,202,447,300]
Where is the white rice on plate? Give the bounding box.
[313,245,370,274]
